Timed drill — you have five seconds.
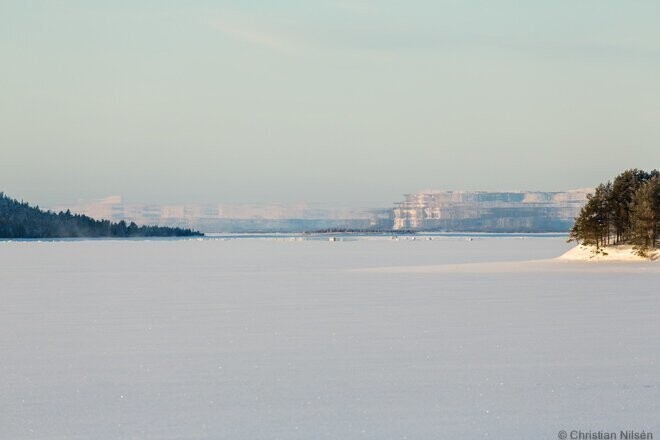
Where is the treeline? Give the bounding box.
[569,169,659,254]
[0,193,202,238]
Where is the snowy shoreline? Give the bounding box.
[557,244,658,262]
[357,244,659,274]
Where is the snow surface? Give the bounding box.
[558,244,659,262]
[1,237,658,439]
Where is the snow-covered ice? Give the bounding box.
[0,236,658,439]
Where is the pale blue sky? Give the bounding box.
[2,1,659,206]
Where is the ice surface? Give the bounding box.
[1,237,658,439]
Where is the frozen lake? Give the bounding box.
[1,236,658,439]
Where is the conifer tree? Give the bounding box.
[569,187,609,250]
[610,169,656,243]
[570,169,659,257]
[629,177,660,253]
[0,192,202,238]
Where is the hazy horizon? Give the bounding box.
[2,1,659,207]
[39,187,594,211]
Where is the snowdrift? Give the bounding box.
[558,244,658,262]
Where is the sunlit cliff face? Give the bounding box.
[50,189,590,233]
[392,190,590,231]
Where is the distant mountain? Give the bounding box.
[0,193,202,239]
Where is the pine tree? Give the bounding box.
[609,169,656,243]
[569,188,609,250]
[569,169,659,257]
[629,177,660,254]
[0,192,202,238]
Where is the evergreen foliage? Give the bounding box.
[0,193,203,238]
[629,178,660,253]
[569,169,659,255]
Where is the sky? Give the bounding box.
[1,1,659,207]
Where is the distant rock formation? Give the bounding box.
[50,189,590,233]
[392,190,590,232]
[51,197,392,233]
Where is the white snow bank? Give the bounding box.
[558,244,658,262]
[359,259,660,274]
[359,243,660,274]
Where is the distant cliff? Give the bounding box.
[0,193,202,238]
[48,190,590,233]
[50,197,392,233]
[392,190,589,232]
